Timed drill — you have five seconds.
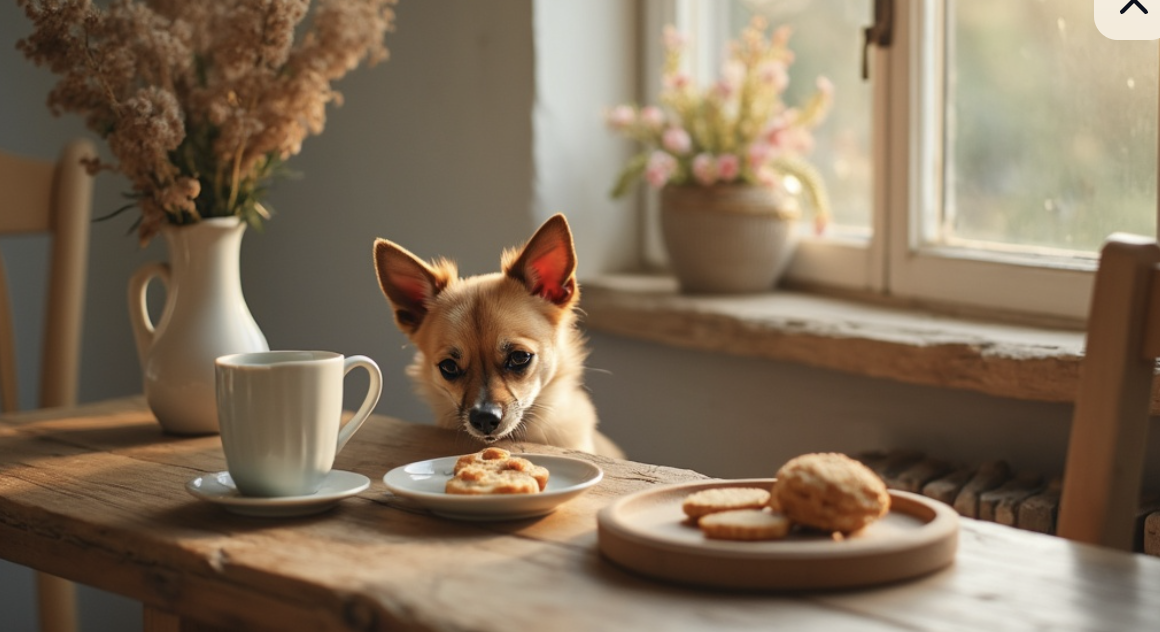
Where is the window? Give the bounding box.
[727,0,873,233]
[653,0,1159,321]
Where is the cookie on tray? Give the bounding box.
[772,452,890,534]
[681,487,772,520]
[699,509,791,541]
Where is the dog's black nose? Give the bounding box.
[469,405,502,434]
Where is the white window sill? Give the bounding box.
[579,274,1114,409]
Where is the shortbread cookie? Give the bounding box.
[446,448,550,494]
[699,509,791,541]
[498,456,550,491]
[682,487,772,520]
[454,447,514,472]
[773,452,890,534]
[445,466,540,495]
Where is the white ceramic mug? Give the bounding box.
[215,350,382,497]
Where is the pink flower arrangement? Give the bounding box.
[605,16,834,227]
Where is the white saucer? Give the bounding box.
[186,470,370,518]
[382,454,603,521]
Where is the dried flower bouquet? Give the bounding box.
[17,0,397,245]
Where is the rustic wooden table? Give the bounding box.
[2,396,1159,631]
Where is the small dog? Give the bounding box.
[373,214,622,457]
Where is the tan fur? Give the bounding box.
[373,215,622,457]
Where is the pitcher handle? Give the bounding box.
[335,355,383,454]
[127,262,170,368]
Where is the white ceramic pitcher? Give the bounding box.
[128,217,269,434]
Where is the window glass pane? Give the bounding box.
[945,0,1157,254]
[731,0,873,232]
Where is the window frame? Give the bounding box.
[883,0,1097,321]
[647,0,1160,322]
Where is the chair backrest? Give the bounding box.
[1058,233,1160,551]
[0,139,95,414]
[0,140,95,632]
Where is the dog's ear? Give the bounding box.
[504,214,577,307]
[373,239,454,333]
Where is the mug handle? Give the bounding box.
[127,262,170,368]
[335,355,383,454]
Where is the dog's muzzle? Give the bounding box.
[468,403,503,436]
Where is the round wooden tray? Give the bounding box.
[597,478,959,591]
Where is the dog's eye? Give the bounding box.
[437,359,461,380]
[505,351,533,371]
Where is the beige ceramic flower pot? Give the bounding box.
[660,184,801,294]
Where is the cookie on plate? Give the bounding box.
[699,509,791,541]
[446,448,550,494]
[681,487,771,520]
[454,447,514,472]
[772,452,890,534]
[445,465,541,495]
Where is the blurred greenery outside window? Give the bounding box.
[663,0,1157,321]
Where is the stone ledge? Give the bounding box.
[579,273,1160,413]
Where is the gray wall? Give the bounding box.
[2,1,1157,630]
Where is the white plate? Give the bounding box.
[186,470,370,518]
[382,454,603,521]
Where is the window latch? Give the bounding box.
[862,0,894,80]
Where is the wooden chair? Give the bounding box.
[1058,233,1160,551]
[0,139,96,632]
